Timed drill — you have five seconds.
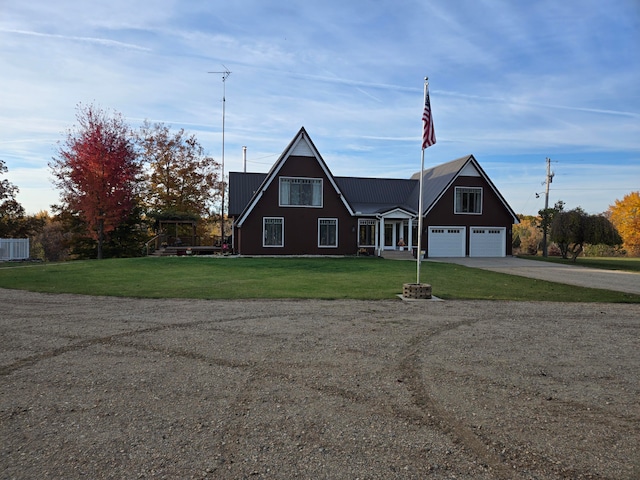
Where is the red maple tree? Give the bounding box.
[51,104,140,259]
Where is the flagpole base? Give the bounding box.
[403,283,432,300]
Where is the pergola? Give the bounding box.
[158,219,198,246]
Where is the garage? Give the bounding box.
[428,226,465,257]
[469,227,506,257]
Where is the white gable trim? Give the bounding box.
[459,162,481,177]
[379,207,415,219]
[236,128,355,227]
[291,138,314,157]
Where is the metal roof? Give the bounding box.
[228,172,266,217]
[334,177,417,214]
[408,155,473,214]
[227,132,517,224]
[228,159,467,218]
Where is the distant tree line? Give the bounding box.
[2,104,639,260]
[513,194,638,260]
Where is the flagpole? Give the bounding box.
[417,146,425,284]
[416,78,428,284]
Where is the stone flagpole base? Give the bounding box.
[402,283,432,299]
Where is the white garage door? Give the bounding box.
[469,227,506,257]
[428,227,465,257]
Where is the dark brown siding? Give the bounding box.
[236,156,357,255]
[424,176,515,256]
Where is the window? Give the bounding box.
[358,219,376,247]
[455,187,482,214]
[318,218,338,247]
[280,177,322,207]
[263,217,284,247]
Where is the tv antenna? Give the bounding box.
[208,66,231,248]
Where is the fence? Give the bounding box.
[0,238,30,261]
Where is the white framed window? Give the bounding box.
[279,177,322,207]
[318,218,338,248]
[263,217,284,247]
[455,187,482,214]
[358,219,376,247]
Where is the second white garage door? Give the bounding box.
[469,227,506,257]
[428,227,466,257]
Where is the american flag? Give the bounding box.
[422,82,436,150]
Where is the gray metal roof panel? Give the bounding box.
[408,155,472,214]
[228,172,267,216]
[334,176,416,208]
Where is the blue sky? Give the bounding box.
[1,0,639,216]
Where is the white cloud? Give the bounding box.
[1,0,638,216]
[0,28,151,51]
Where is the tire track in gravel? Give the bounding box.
[0,315,268,377]
[398,318,515,480]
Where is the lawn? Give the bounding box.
[0,256,638,303]
[517,255,640,273]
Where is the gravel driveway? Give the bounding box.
[1,288,639,479]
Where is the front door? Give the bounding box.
[384,221,402,249]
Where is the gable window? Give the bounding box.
[358,219,376,247]
[455,187,482,214]
[318,218,338,247]
[280,177,322,207]
[263,217,284,247]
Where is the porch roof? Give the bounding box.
[334,177,416,215]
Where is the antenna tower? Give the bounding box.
[208,66,231,249]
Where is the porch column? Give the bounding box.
[407,218,413,250]
[374,221,379,253]
[378,217,385,256]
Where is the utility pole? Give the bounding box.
[209,66,231,249]
[541,157,554,257]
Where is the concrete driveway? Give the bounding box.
[425,257,640,295]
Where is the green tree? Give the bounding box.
[136,122,221,219]
[31,212,71,262]
[0,159,26,237]
[537,200,564,257]
[550,208,622,261]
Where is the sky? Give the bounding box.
[1,0,639,217]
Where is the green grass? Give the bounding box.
[517,255,640,273]
[0,256,638,302]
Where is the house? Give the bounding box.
[229,127,518,257]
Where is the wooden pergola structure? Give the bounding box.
[158,219,198,247]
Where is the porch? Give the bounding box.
[357,209,420,257]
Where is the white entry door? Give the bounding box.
[384,221,403,250]
[428,227,465,257]
[469,227,506,257]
